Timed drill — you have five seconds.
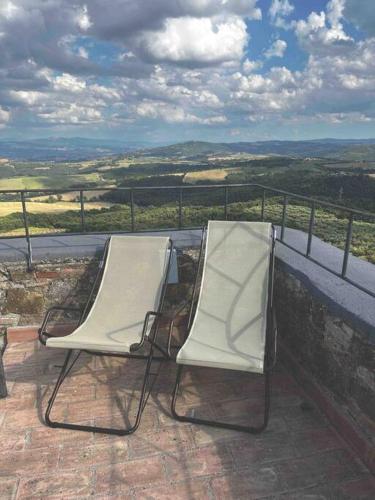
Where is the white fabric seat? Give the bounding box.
[177,221,272,374]
[47,235,170,353]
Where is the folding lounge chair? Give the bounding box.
[172,221,277,433]
[39,235,173,435]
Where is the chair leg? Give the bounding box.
[171,365,271,434]
[45,348,158,436]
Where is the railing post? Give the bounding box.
[20,191,33,272]
[342,213,354,278]
[261,189,266,221]
[306,201,315,257]
[224,186,228,220]
[130,189,135,232]
[79,190,85,232]
[280,195,288,241]
[178,188,183,229]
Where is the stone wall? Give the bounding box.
[0,259,98,328]
[275,264,375,458]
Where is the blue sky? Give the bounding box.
[0,0,374,143]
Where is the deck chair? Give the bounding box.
[39,235,173,435]
[171,221,277,433]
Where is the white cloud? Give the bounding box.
[269,0,294,28]
[314,112,373,124]
[195,90,221,108]
[0,1,19,20]
[242,58,263,73]
[0,0,374,136]
[53,74,87,93]
[38,103,102,124]
[293,1,352,52]
[90,84,121,101]
[78,47,88,59]
[76,5,92,32]
[264,39,287,58]
[136,100,226,125]
[9,90,43,105]
[135,15,248,65]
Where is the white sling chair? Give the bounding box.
[39,235,173,435]
[172,221,277,433]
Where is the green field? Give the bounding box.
[0,200,113,216]
[0,172,103,191]
[0,176,48,190]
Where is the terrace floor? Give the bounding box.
[1,336,374,499]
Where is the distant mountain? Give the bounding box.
[1,137,374,162]
[141,139,375,160]
[0,137,151,161]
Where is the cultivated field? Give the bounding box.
[32,190,112,202]
[183,167,241,184]
[0,200,113,216]
[0,172,103,191]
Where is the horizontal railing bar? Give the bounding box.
[0,183,373,218]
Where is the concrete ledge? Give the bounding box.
[0,230,202,262]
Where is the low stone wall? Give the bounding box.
[0,259,98,328]
[275,263,375,470]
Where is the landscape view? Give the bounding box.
[0,137,374,263]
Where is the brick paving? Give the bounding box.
[1,338,374,499]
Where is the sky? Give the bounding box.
[0,0,374,143]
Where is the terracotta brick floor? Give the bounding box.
[1,339,374,499]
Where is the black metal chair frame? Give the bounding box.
[171,225,277,434]
[38,237,175,435]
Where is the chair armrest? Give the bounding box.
[38,306,82,345]
[129,311,162,352]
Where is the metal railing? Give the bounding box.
[0,183,374,298]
